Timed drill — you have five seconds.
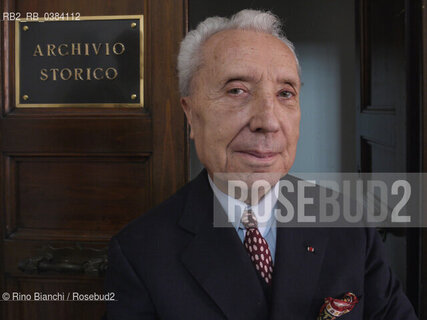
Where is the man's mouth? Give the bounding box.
[236,150,279,162]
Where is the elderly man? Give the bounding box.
[105,9,417,320]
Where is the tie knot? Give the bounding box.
[241,209,258,229]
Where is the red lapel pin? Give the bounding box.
[307,246,315,253]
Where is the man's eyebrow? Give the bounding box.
[221,75,256,87]
[220,75,301,89]
[279,78,301,89]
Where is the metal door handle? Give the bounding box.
[18,244,108,276]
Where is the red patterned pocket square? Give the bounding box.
[317,292,359,320]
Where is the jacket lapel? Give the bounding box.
[179,170,269,320]
[269,227,329,319]
[270,175,330,320]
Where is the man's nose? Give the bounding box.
[248,94,281,133]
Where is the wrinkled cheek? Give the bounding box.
[195,129,229,172]
[285,116,300,143]
[283,123,300,167]
[224,157,241,172]
[294,128,300,143]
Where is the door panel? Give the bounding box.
[356,0,422,314]
[0,0,188,319]
[7,155,151,239]
[356,0,406,174]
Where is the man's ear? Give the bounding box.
[180,97,194,139]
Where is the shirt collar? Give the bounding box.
[208,175,280,237]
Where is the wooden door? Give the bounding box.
[422,0,427,317]
[355,0,422,314]
[0,0,188,319]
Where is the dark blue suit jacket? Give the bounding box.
[105,170,417,319]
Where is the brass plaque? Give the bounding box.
[15,15,143,108]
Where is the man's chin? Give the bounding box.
[211,171,285,205]
[213,171,286,189]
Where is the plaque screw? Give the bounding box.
[22,95,29,101]
[131,22,137,29]
[22,25,29,31]
[131,94,137,100]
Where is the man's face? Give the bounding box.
[181,29,301,186]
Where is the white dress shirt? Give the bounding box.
[208,175,279,264]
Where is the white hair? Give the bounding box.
[177,9,300,97]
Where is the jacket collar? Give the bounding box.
[179,169,269,319]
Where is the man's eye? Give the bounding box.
[227,88,245,95]
[279,91,294,99]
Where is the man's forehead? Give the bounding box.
[204,29,292,58]
[202,30,297,72]
[201,29,299,83]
